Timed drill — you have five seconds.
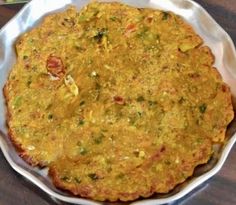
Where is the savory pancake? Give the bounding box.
[4,1,234,202]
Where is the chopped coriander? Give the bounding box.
[75,45,85,52]
[78,119,85,126]
[78,15,87,22]
[79,147,88,155]
[88,173,99,180]
[94,133,105,144]
[27,79,32,87]
[46,103,52,110]
[79,101,85,106]
[199,103,207,113]
[137,96,145,102]
[13,96,22,108]
[196,138,203,144]
[94,28,108,43]
[110,16,117,21]
[137,111,142,117]
[162,11,169,20]
[76,141,82,146]
[48,114,53,120]
[148,100,157,106]
[178,97,185,104]
[61,176,71,182]
[23,55,28,60]
[74,177,81,184]
[116,173,125,179]
[95,82,101,90]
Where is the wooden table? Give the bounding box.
[0,1,236,205]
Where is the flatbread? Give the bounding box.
[4,2,234,201]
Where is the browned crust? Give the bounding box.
[48,152,212,202]
[3,84,46,167]
[3,2,235,202]
[47,43,234,201]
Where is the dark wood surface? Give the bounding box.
[0,1,236,205]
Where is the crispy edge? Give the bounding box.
[48,144,213,202]
[3,3,235,202]
[3,83,47,167]
[2,8,72,168]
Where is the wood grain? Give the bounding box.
[0,1,236,205]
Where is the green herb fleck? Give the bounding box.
[74,177,81,184]
[95,82,101,90]
[88,173,99,180]
[196,138,203,144]
[178,97,185,104]
[78,119,85,126]
[164,160,171,165]
[32,66,37,71]
[94,133,105,144]
[137,26,149,39]
[94,28,108,43]
[116,173,125,179]
[137,112,142,117]
[181,172,187,179]
[46,103,52,110]
[137,96,145,102]
[162,11,170,20]
[78,15,87,22]
[27,80,32,87]
[61,176,71,182]
[79,101,85,106]
[13,96,22,108]
[199,103,207,113]
[75,45,85,52]
[23,55,28,60]
[148,101,157,106]
[48,114,53,120]
[110,16,117,21]
[79,147,88,155]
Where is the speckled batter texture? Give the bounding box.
[4,2,234,202]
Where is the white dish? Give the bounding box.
[0,0,236,204]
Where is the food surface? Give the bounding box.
[4,2,234,202]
